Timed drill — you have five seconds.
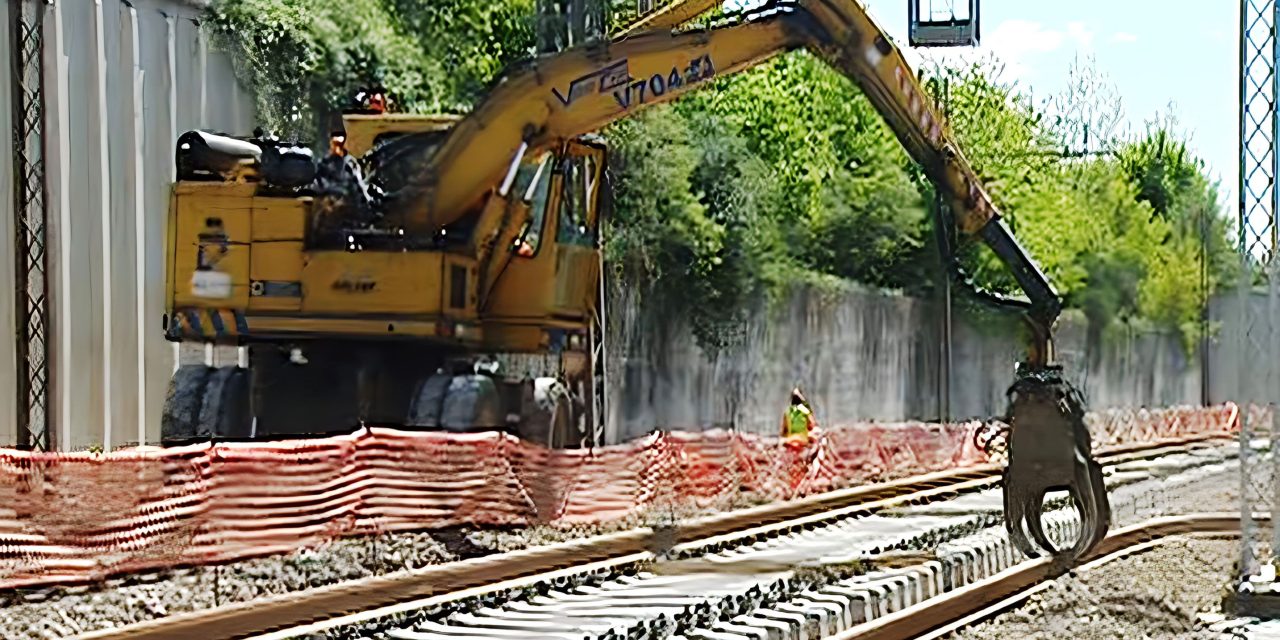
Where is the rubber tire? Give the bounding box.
[206,366,253,439]
[220,367,253,439]
[522,378,575,447]
[162,365,213,445]
[440,375,505,431]
[548,390,575,449]
[406,373,453,428]
[197,366,252,440]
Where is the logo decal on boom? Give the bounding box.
[550,54,718,111]
[612,54,716,110]
[552,59,631,107]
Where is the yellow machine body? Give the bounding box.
[164,122,605,355]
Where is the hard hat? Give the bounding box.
[790,387,806,404]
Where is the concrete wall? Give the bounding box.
[604,283,1210,443]
[1206,289,1280,407]
[0,0,254,450]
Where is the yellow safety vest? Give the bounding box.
[785,404,812,439]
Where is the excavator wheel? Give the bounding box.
[406,371,580,446]
[406,372,507,432]
[533,377,576,449]
[517,376,578,448]
[161,364,253,444]
[406,372,455,429]
[161,343,587,446]
[161,365,213,444]
[197,366,253,440]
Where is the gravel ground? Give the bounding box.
[0,531,455,640]
[945,537,1237,640]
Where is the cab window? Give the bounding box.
[557,154,597,248]
[515,154,553,258]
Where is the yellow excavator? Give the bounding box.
[162,0,1109,560]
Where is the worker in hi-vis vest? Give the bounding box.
[781,387,817,445]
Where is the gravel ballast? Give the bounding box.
[945,537,1238,640]
[0,500,757,639]
[0,532,455,640]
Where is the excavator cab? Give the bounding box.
[485,138,604,329]
[908,0,980,48]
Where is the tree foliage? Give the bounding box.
[207,0,535,138]
[926,60,1234,351]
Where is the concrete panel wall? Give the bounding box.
[605,284,1210,443]
[0,0,254,450]
[1206,290,1280,407]
[605,286,941,440]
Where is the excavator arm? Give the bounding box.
[371,0,1109,561]
[391,1,1059,329]
[614,0,725,37]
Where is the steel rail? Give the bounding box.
[73,433,1231,640]
[837,512,1262,640]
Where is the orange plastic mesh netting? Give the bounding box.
[0,403,1238,589]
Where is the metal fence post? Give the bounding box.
[9,0,52,451]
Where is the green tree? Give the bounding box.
[605,107,748,349]
[676,53,930,290]
[207,0,535,138]
[1114,118,1239,349]
[918,58,1236,351]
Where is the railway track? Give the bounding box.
[900,514,1253,640]
[837,513,1254,640]
[74,434,1238,640]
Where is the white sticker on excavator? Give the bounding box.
[191,269,233,299]
[864,47,884,68]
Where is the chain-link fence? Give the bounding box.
[1233,0,1280,592]
[8,0,51,452]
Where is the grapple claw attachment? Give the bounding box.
[1002,364,1111,563]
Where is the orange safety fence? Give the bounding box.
[0,403,1240,589]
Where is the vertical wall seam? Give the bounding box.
[167,13,179,376]
[50,0,71,450]
[197,23,207,129]
[129,5,146,447]
[92,0,112,451]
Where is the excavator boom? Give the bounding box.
[614,0,725,36]
[367,0,1105,561]
[387,0,1059,325]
